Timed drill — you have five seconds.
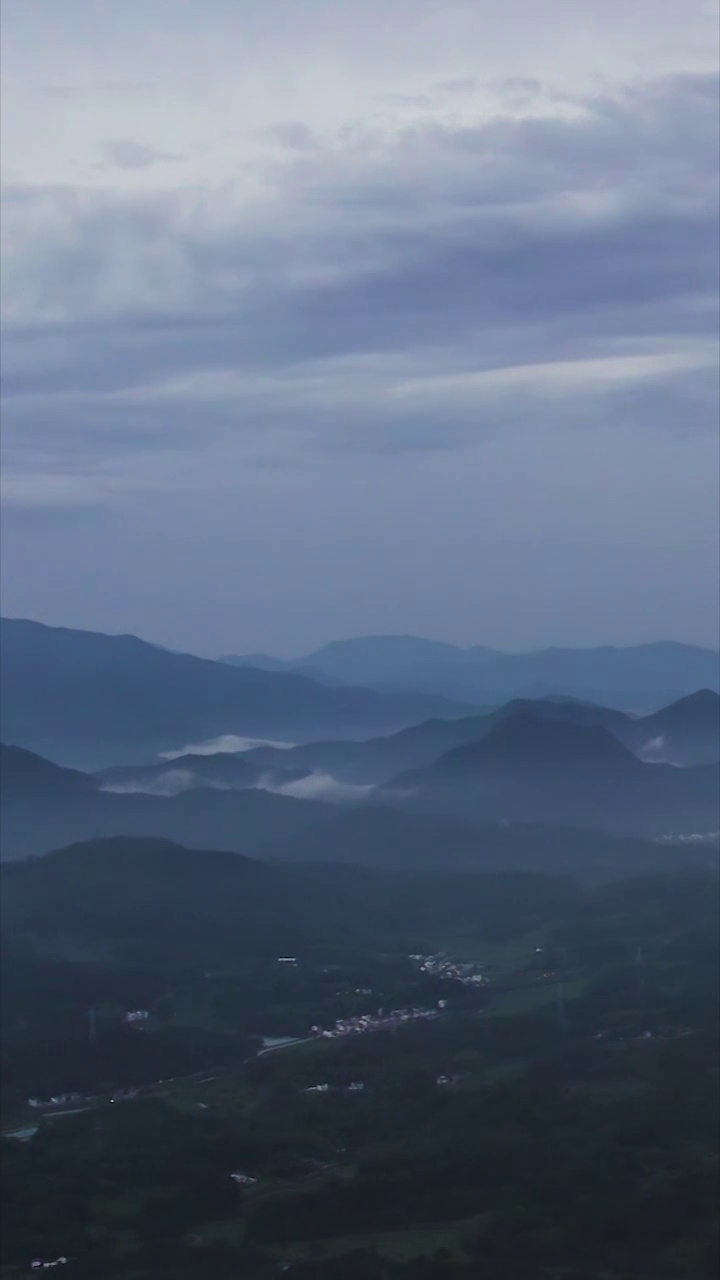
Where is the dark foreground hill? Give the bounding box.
[0,617,475,769]
[382,714,720,839]
[271,805,716,883]
[0,836,583,968]
[2,841,717,1280]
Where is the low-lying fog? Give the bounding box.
[159,734,296,758]
[100,767,373,803]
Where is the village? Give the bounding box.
[309,1003,442,1041]
[409,951,491,986]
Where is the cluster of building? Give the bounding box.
[28,1093,90,1110]
[230,1171,257,1185]
[591,1026,695,1044]
[310,1005,440,1040]
[410,953,489,986]
[28,1086,139,1110]
[123,1009,150,1025]
[302,1081,365,1096]
[31,1260,69,1271]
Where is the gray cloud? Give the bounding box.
[2,73,717,505]
[102,139,182,169]
[42,79,149,100]
[1,37,718,651]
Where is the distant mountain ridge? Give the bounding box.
[433,713,639,775]
[382,712,720,839]
[222,635,719,705]
[0,618,477,769]
[3,707,718,860]
[239,690,720,782]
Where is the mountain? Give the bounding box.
[0,837,377,963]
[238,692,717,786]
[222,635,719,706]
[636,689,720,764]
[223,636,501,687]
[0,618,476,769]
[382,714,720,840]
[269,804,716,884]
[238,701,609,785]
[3,834,716,979]
[0,743,329,862]
[433,713,638,775]
[238,716,499,785]
[473,641,719,700]
[6,740,711,886]
[0,742,96,798]
[219,654,346,687]
[242,691,717,788]
[0,836,583,969]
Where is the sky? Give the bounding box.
[1,0,718,658]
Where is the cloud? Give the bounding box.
[0,1,717,653]
[640,735,669,761]
[656,831,720,844]
[256,771,374,803]
[159,734,295,758]
[100,768,197,796]
[102,139,182,170]
[1,68,718,505]
[42,80,149,101]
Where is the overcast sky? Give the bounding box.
[1,0,718,657]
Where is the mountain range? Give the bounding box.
[0,835,587,969]
[3,719,718,865]
[0,618,476,769]
[0,744,329,862]
[4,834,718,977]
[235,689,720,783]
[221,634,720,705]
[383,712,720,839]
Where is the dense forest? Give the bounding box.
[2,850,718,1279]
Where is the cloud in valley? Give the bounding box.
[100,768,198,796]
[159,735,296,759]
[257,771,374,803]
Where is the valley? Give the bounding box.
[1,621,718,1279]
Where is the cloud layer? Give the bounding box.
[1,0,718,652]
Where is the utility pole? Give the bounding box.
[88,1008,97,1046]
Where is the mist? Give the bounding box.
[159,734,296,759]
[256,771,374,804]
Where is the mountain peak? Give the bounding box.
[0,742,95,794]
[644,688,720,730]
[436,712,636,774]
